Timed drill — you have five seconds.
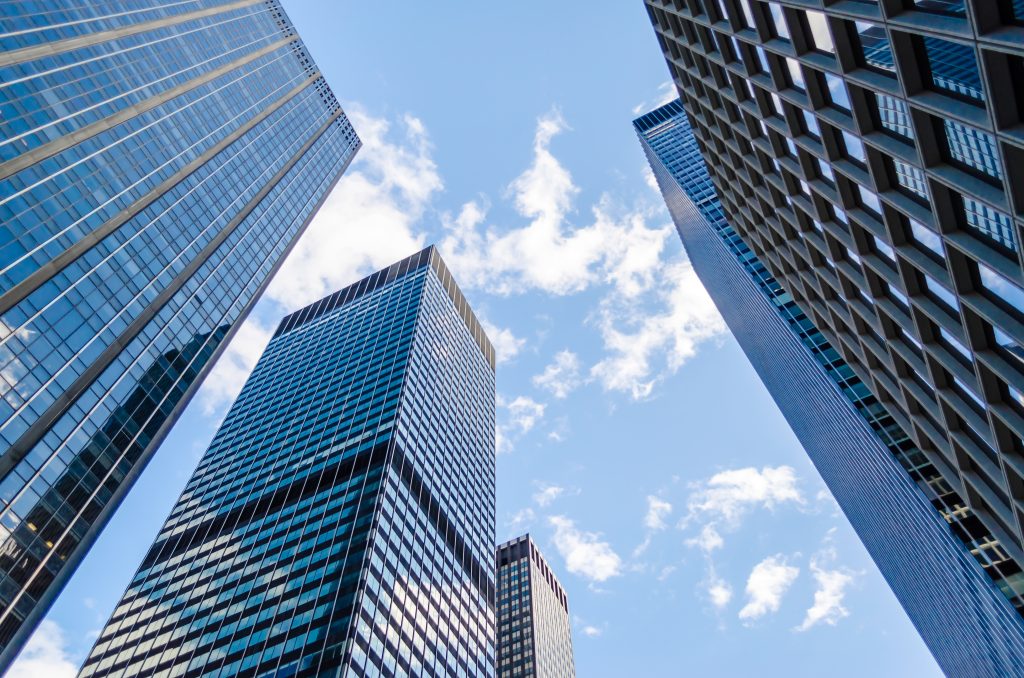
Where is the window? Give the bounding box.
[841,130,867,165]
[755,45,771,73]
[738,0,756,27]
[944,120,1003,180]
[824,73,851,111]
[913,0,965,16]
[770,91,784,115]
[924,274,960,312]
[785,57,805,90]
[874,236,896,264]
[978,263,1024,316]
[908,218,945,258]
[923,36,983,102]
[804,11,834,54]
[767,3,791,40]
[859,185,882,215]
[856,22,896,75]
[875,94,913,139]
[803,111,821,138]
[892,159,928,201]
[818,158,835,184]
[963,198,1017,252]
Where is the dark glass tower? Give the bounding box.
[642,0,1024,667]
[79,247,497,678]
[496,535,574,678]
[0,0,359,665]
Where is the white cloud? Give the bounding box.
[198,317,274,415]
[533,350,583,399]
[533,484,565,507]
[549,515,622,583]
[707,575,734,609]
[266,107,437,310]
[507,507,536,533]
[632,80,679,115]
[739,555,800,622]
[686,524,724,553]
[8,620,78,678]
[505,396,545,433]
[684,466,804,528]
[590,258,725,399]
[481,319,526,365]
[582,625,603,637]
[797,563,854,632]
[496,395,546,454]
[644,495,673,531]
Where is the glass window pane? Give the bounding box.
[964,198,1018,252]
[804,11,834,54]
[944,120,1003,179]
[893,159,929,201]
[913,0,966,14]
[909,219,945,257]
[738,0,756,27]
[875,94,913,140]
[755,45,771,72]
[785,57,805,90]
[924,274,960,311]
[768,3,791,40]
[841,130,867,164]
[856,22,896,75]
[802,110,820,138]
[818,159,835,183]
[923,36,984,102]
[979,263,1024,315]
[825,73,850,110]
[859,185,882,214]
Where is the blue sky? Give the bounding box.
[11,2,941,676]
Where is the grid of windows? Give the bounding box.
[643,0,1024,672]
[496,535,574,678]
[80,248,497,678]
[636,98,1024,675]
[0,0,359,667]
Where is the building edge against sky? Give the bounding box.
[496,534,575,678]
[78,247,497,677]
[635,100,1024,675]
[0,0,359,668]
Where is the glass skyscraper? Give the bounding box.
[641,0,1024,673]
[0,0,359,667]
[496,534,574,678]
[79,247,497,677]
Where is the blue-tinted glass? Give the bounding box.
[739,0,756,27]
[818,158,835,183]
[786,57,805,90]
[980,263,1024,315]
[924,37,984,101]
[859,185,882,214]
[909,219,945,258]
[842,130,867,164]
[803,110,821,138]
[856,22,896,75]
[805,11,834,54]
[913,0,966,14]
[893,159,929,200]
[755,45,771,72]
[964,198,1018,252]
[944,120,1003,179]
[825,72,851,110]
[768,3,791,40]
[925,274,960,311]
[876,93,914,139]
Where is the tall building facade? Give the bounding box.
[79,247,497,678]
[641,0,1024,673]
[0,0,359,667]
[496,535,574,678]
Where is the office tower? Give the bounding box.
[79,247,497,678]
[0,0,360,667]
[496,535,574,678]
[640,0,1024,673]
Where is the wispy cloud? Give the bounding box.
[632,80,679,115]
[533,349,583,399]
[533,483,565,507]
[8,620,78,678]
[496,395,546,454]
[644,495,673,531]
[797,562,855,631]
[739,555,800,623]
[549,515,622,583]
[481,318,526,365]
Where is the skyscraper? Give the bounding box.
[641,0,1024,673]
[79,247,497,678]
[0,0,359,666]
[496,535,574,678]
